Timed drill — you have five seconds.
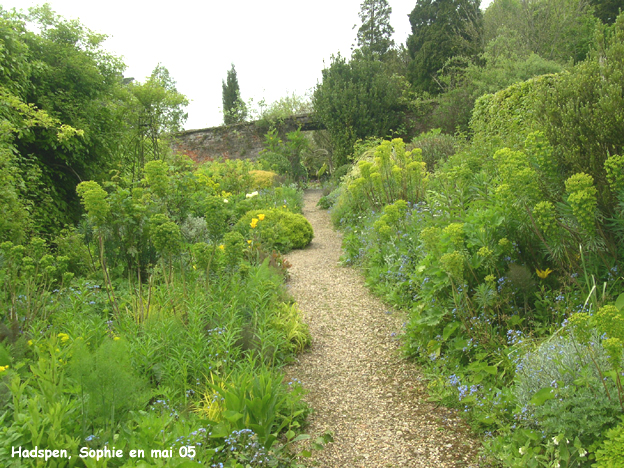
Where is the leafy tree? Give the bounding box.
[122,64,188,180]
[537,13,624,207]
[484,0,598,63]
[1,5,126,235]
[355,0,395,57]
[222,64,247,125]
[407,0,484,94]
[431,30,562,132]
[312,52,406,167]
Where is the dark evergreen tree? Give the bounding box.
[356,0,395,57]
[313,51,405,167]
[590,0,622,24]
[407,0,483,94]
[221,64,247,125]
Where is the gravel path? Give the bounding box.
[284,190,480,468]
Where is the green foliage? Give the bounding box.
[198,369,308,451]
[538,16,624,204]
[0,238,72,328]
[355,0,395,58]
[473,15,624,214]
[259,128,309,181]
[254,92,312,132]
[197,158,254,194]
[431,33,562,133]
[271,303,311,354]
[317,186,341,210]
[484,0,598,63]
[591,0,623,25]
[70,338,149,430]
[0,6,311,465]
[411,129,457,171]
[249,170,279,189]
[312,52,406,167]
[595,417,624,468]
[330,48,624,462]
[76,181,110,227]
[235,185,304,216]
[236,209,313,252]
[222,64,247,125]
[513,333,620,451]
[0,6,188,238]
[470,75,555,149]
[122,64,189,179]
[332,138,427,224]
[407,0,483,94]
[9,5,127,233]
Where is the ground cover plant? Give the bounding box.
[325,15,624,467]
[0,152,317,467]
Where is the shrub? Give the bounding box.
[330,163,353,183]
[331,138,427,225]
[317,187,341,210]
[196,369,309,451]
[70,338,150,430]
[514,332,621,453]
[235,209,313,252]
[249,170,279,189]
[595,418,624,468]
[410,129,458,172]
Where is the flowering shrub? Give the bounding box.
[236,209,313,252]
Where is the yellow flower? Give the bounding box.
[536,268,553,279]
[28,340,33,346]
[283,205,287,208]
[250,218,259,229]
[219,244,225,251]
[57,333,69,343]
[0,365,9,372]
[258,213,265,221]
[247,240,252,244]
[113,336,120,341]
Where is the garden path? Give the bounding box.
[284,189,479,468]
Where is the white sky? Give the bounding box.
[3,0,493,130]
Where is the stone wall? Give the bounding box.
[171,113,322,163]
[171,122,264,163]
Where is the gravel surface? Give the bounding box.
[284,190,480,468]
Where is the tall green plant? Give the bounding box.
[222,64,247,125]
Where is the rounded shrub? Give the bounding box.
[235,208,313,252]
[249,170,279,189]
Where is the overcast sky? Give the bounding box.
[3,0,493,130]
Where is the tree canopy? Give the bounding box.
[355,0,395,57]
[222,64,247,125]
[0,5,188,240]
[484,0,597,64]
[313,52,405,167]
[407,0,483,94]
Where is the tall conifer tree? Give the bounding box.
[356,0,395,57]
[222,64,246,125]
